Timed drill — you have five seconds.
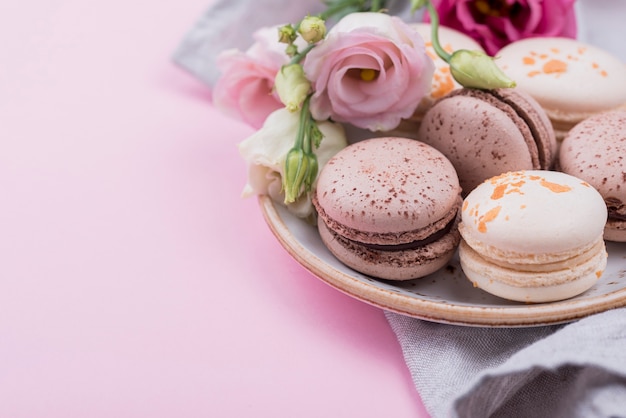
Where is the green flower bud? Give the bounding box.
[278,24,297,44]
[298,16,326,44]
[448,49,516,90]
[283,148,309,204]
[304,153,318,191]
[275,64,311,112]
[285,44,298,57]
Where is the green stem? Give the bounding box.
[301,95,313,154]
[290,43,316,65]
[294,94,312,151]
[319,0,363,20]
[426,1,451,62]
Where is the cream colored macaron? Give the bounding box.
[459,170,608,303]
[497,37,626,141]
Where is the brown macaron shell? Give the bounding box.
[417,88,556,195]
[313,137,462,281]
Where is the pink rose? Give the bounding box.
[303,12,435,132]
[426,0,577,56]
[213,26,292,129]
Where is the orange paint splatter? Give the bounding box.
[478,206,502,233]
[431,73,455,98]
[528,71,541,78]
[469,203,479,218]
[522,56,535,65]
[592,62,599,69]
[491,184,508,200]
[596,271,603,279]
[540,180,572,193]
[543,59,567,74]
[462,200,469,211]
[600,70,608,77]
[506,187,524,196]
[550,48,560,54]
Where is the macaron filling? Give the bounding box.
[313,194,460,247]
[606,197,626,221]
[316,211,461,280]
[460,239,607,303]
[460,237,606,287]
[349,215,457,252]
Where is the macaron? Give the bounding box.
[559,110,626,241]
[496,37,626,141]
[312,137,462,281]
[459,170,608,303]
[392,23,485,137]
[417,87,557,195]
[393,23,484,138]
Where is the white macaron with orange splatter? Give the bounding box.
[458,170,608,303]
[496,37,626,141]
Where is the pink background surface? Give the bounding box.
[0,1,428,416]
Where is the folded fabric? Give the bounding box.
[173,1,626,417]
[386,308,626,417]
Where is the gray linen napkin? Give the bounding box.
[386,309,626,417]
[173,1,626,417]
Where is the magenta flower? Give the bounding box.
[303,12,435,131]
[426,0,577,55]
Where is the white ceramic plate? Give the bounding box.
[259,195,626,327]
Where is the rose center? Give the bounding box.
[359,68,379,82]
[472,0,519,18]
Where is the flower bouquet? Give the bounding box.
[212,0,576,220]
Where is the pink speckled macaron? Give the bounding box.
[312,137,462,281]
[459,170,608,303]
[418,87,557,195]
[559,110,626,241]
[497,37,626,141]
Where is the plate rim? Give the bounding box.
[258,194,626,327]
